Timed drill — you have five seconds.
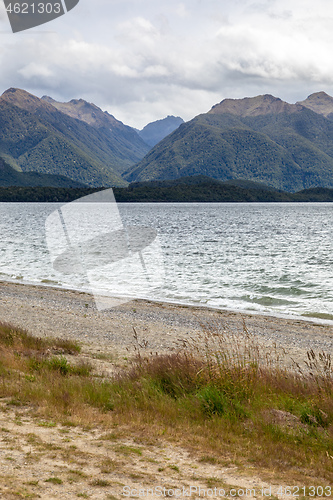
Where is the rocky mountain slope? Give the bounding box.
[297,91,333,119]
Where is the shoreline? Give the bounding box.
[1,280,333,368]
[3,276,333,327]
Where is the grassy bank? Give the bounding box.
[0,321,332,486]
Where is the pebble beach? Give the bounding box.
[1,281,332,368]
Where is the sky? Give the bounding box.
[1,0,333,128]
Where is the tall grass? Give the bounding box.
[0,320,332,481]
[125,319,333,424]
[0,322,80,354]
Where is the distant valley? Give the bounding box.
[136,116,184,147]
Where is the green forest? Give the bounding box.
[1,177,333,202]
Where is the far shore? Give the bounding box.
[1,280,332,369]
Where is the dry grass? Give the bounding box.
[0,320,332,486]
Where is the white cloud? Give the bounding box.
[1,0,333,127]
[175,3,188,18]
[18,62,53,79]
[0,5,6,21]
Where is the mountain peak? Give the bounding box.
[305,91,332,100]
[41,95,56,103]
[69,98,86,105]
[1,87,39,102]
[297,91,333,118]
[2,87,20,95]
[209,94,301,117]
[1,87,56,114]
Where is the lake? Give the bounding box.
[1,201,333,322]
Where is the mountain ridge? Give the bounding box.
[41,95,137,132]
[124,92,333,191]
[209,94,303,117]
[0,88,151,186]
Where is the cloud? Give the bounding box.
[1,0,333,127]
[175,3,188,18]
[0,1,10,25]
[19,62,53,79]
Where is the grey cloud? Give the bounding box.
[1,0,333,127]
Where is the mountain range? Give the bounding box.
[3,88,333,192]
[125,92,333,192]
[0,88,187,188]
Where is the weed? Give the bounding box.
[198,455,218,464]
[62,421,77,427]
[7,398,23,407]
[37,421,56,428]
[46,356,71,375]
[100,458,118,473]
[45,477,63,484]
[115,445,142,456]
[100,432,119,441]
[90,478,110,487]
[68,469,87,477]
[92,352,115,362]
[0,322,80,354]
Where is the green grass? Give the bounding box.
[45,477,62,484]
[0,321,332,483]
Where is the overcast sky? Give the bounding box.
[1,0,333,128]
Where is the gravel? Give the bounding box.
[1,281,332,368]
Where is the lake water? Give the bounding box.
[1,201,333,323]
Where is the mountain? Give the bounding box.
[297,92,333,120]
[41,95,149,165]
[137,115,184,147]
[124,93,333,191]
[209,94,301,116]
[0,88,150,187]
[0,156,86,187]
